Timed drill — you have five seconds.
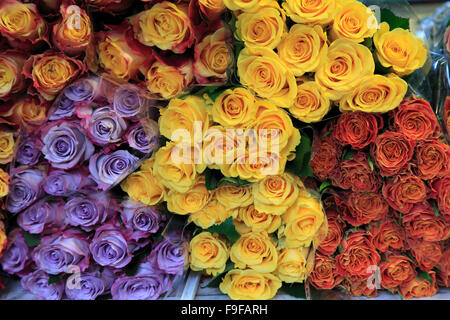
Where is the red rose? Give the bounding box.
[333,111,383,149]
[369,219,406,252]
[310,135,342,181]
[409,238,443,271]
[414,140,450,180]
[330,151,381,192]
[429,176,450,217]
[336,231,381,280]
[399,271,438,299]
[309,253,344,290]
[317,208,345,256]
[382,174,427,214]
[336,192,388,226]
[436,248,449,287]
[380,254,417,290]
[340,278,377,298]
[403,203,449,242]
[392,98,440,141]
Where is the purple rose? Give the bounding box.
[89,150,139,191]
[32,230,90,275]
[113,88,142,117]
[0,229,31,275]
[111,261,171,300]
[149,232,188,275]
[21,270,64,300]
[49,94,76,120]
[17,199,64,235]
[121,200,160,241]
[65,273,105,300]
[89,222,133,268]
[86,106,127,146]
[127,120,159,154]
[6,167,45,214]
[43,168,95,196]
[63,193,114,231]
[41,121,94,170]
[15,138,42,166]
[64,78,97,103]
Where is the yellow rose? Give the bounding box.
[165,176,211,215]
[252,173,300,215]
[0,51,26,99]
[339,74,408,113]
[215,183,253,209]
[0,168,10,198]
[0,131,14,165]
[289,81,331,123]
[121,169,167,206]
[330,1,378,43]
[235,7,286,50]
[275,247,310,283]
[223,0,277,12]
[237,47,297,108]
[211,87,256,128]
[219,269,282,300]
[1,96,47,127]
[194,27,232,84]
[277,24,328,76]
[203,125,245,169]
[189,198,234,229]
[198,0,226,21]
[0,0,46,43]
[159,95,211,142]
[146,60,192,100]
[133,2,194,54]
[234,204,281,234]
[230,231,278,272]
[374,22,427,76]
[189,232,229,276]
[282,0,336,25]
[315,39,375,101]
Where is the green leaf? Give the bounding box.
[204,168,221,190]
[23,231,40,248]
[220,176,251,186]
[206,217,240,244]
[48,274,62,285]
[368,156,374,172]
[202,261,235,288]
[398,212,402,226]
[431,200,440,217]
[195,86,221,97]
[362,37,373,50]
[418,272,433,285]
[227,13,237,35]
[342,149,355,161]
[281,283,306,299]
[380,8,410,30]
[319,181,331,193]
[321,130,331,138]
[287,131,314,177]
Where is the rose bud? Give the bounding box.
[0,95,48,128]
[369,218,406,253]
[89,221,133,268]
[380,254,417,291]
[310,135,342,181]
[86,0,133,14]
[149,231,188,275]
[309,253,344,290]
[17,199,64,235]
[382,174,427,214]
[126,120,159,155]
[23,52,85,101]
[414,140,450,180]
[336,231,381,280]
[41,121,94,170]
[63,193,115,232]
[89,150,139,191]
[32,229,90,275]
[371,131,415,176]
[6,167,45,214]
[112,87,142,118]
[333,112,383,149]
[0,50,27,100]
[96,23,153,81]
[120,199,161,241]
[336,192,388,227]
[52,4,93,57]
[392,98,440,141]
[409,238,443,271]
[0,229,31,276]
[43,168,95,196]
[429,176,450,218]
[403,203,449,242]
[340,278,377,298]
[132,2,194,54]
[194,26,233,84]
[15,137,42,166]
[21,270,64,300]
[111,261,171,300]
[317,208,345,256]
[399,271,438,299]
[48,94,76,120]
[0,0,48,50]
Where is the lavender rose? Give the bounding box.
[6,167,45,214]
[127,120,159,154]
[43,169,95,196]
[113,88,142,117]
[89,150,139,191]
[17,199,64,235]
[111,261,171,300]
[49,94,76,120]
[149,232,188,275]
[87,106,127,146]
[64,78,97,103]
[89,222,133,268]
[63,193,114,231]
[65,273,105,300]
[21,270,64,300]
[32,230,90,275]
[121,200,160,241]
[0,229,30,275]
[41,121,94,170]
[15,138,42,166]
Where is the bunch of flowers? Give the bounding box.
[308,97,449,299]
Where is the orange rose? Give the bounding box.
[410,239,443,271]
[340,278,377,298]
[317,208,345,256]
[333,112,382,150]
[0,95,48,129]
[336,192,388,227]
[436,248,449,287]
[380,254,417,290]
[382,174,428,214]
[310,135,342,181]
[414,140,450,180]
[403,203,449,242]
[429,176,450,218]
[0,50,27,100]
[309,253,344,290]
[369,219,406,253]
[399,271,438,299]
